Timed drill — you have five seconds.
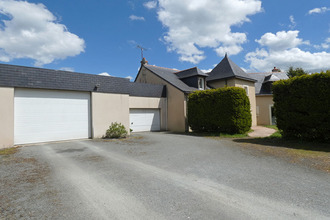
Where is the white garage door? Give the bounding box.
[130,109,160,132]
[14,89,91,145]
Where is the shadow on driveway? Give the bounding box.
[233,137,330,153]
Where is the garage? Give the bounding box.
[129,109,160,132]
[14,88,91,145]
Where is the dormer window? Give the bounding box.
[198,78,205,90]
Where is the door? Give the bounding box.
[129,109,160,132]
[14,89,91,144]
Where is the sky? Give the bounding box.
[0,0,329,80]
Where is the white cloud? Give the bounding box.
[245,30,330,72]
[0,0,85,66]
[129,15,145,21]
[215,44,243,57]
[126,76,133,81]
[60,67,74,72]
[201,68,212,73]
[201,63,217,73]
[314,38,330,49]
[157,0,262,64]
[144,1,157,9]
[99,72,111,76]
[255,31,308,51]
[289,15,296,29]
[308,7,330,15]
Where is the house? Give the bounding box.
[206,54,257,126]
[248,67,288,125]
[0,55,287,148]
[0,63,167,148]
[135,58,208,132]
[135,54,258,131]
[135,54,288,130]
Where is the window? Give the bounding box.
[243,85,249,96]
[198,78,205,90]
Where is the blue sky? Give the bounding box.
[0,0,329,80]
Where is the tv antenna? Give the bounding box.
[137,45,147,60]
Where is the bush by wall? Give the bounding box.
[188,87,251,134]
[272,72,330,141]
[105,122,128,138]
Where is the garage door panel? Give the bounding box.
[14,89,91,145]
[130,109,160,132]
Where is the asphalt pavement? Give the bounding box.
[1,132,329,219]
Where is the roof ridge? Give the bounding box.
[0,62,95,77]
[145,64,179,72]
[174,66,198,74]
[248,72,273,74]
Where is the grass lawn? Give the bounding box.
[233,129,330,173]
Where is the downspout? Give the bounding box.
[165,95,168,131]
[184,93,189,132]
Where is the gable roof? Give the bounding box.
[141,64,197,93]
[207,54,256,82]
[175,67,208,79]
[0,63,165,98]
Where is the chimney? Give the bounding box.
[141,57,148,65]
[272,67,280,72]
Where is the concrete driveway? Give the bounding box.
[1,132,329,219]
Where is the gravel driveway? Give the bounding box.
[1,132,329,219]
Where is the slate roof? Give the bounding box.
[129,82,166,97]
[248,72,288,94]
[175,67,208,79]
[207,54,256,82]
[142,64,197,93]
[0,63,165,98]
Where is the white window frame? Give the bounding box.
[198,78,205,90]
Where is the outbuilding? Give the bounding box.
[0,64,167,148]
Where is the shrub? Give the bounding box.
[272,72,330,141]
[105,122,128,139]
[188,87,251,134]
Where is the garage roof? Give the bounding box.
[0,63,165,98]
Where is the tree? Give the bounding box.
[287,66,308,78]
[319,70,330,74]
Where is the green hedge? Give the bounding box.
[188,87,251,134]
[273,72,330,141]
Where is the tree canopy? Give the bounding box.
[287,67,308,78]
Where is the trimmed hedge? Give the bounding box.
[272,72,330,141]
[188,87,252,134]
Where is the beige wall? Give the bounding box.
[92,93,130,138]
[207,78,236,88]
[137,67,186,132]
[0,87,14,149]
[129,96,167,130]
[233,79,257,126]
[256,95,274,125]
